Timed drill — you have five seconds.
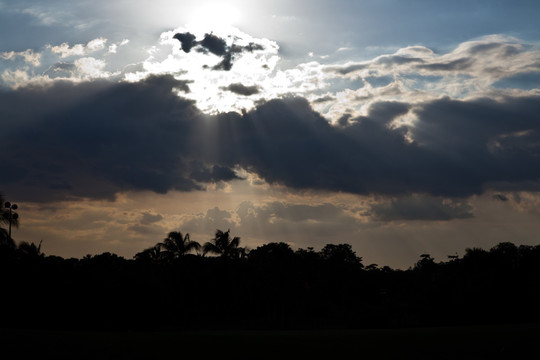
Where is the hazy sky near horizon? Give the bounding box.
[2,0,540,268]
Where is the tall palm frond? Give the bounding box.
[160,231,201,260]
[203,229,241,259]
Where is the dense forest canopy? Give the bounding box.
[2,213,540,330]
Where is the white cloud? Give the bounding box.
[1,56,115,89]
[1,49,41,66]
[108,39,129,54]
[0,69,51,88]
[74,57,110,78]
[1,69,29,86]
[50,38,108,58]
[324,35,540,90]
[125,26,281,114]
[307,35,540,121]
[2,27,539,122]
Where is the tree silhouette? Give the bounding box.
[0,227,15,250]
[1,195,19,227]
[17,240,43,258]
[0,194,18,249]
[365,264,379,271]
[3,235,540,331]
[490,242,519,270]
[203,229,241,259]
[134,244,162,263]
[320,243,363,266]
[249,242,295,263]
[415,253,435,268]
[159,231,201,261]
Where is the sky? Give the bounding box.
[1,0,540,268]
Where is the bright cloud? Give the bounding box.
[1,49,41,66]
[124,26,280,114]
[50,37,108,58]
[74,57,113,79]
[3,27,538,119]
[108,39,129,54]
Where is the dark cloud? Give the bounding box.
[324,63,367,75]
[467,43,521,57]
[486,180,540,193]
[212,52,233,71]
[203,98,442,195]
[140,212,164,225]
[173,32,265,71]
[375,55,424,67]
[337,113,352,126]
[2,75,540,202]
[236,42,265,52]
[221,83,260,96]
[492,194,509,202]
[502,45,521,57]
[208,95,540,197]
[190,163,242,183]
[173,32,197,53]
[312,95,335,103]
[324,55,423,76]
[0,75,233,201]
[361,101,410,124]
[467,42,505,55]
[416,57,473,71]
[369,196,474,221]
[199,33,228,56]
[411,95,540,194]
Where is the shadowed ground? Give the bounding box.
[1,324,539,359]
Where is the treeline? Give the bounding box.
[1,229,540,330]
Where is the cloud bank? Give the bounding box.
[1,73,540,203]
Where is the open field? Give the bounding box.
[1,324,539,359]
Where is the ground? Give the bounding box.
[1,324,539,359]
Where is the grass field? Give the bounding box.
[1,324,539,359]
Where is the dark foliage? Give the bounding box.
[1,233,540,331]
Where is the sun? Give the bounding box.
[187,3,242,33]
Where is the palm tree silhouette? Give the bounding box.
[134,244,163,263]
[1,195,19,227]
[203,229,241,259]
[0,194,18,250]
[159,231,201,261]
